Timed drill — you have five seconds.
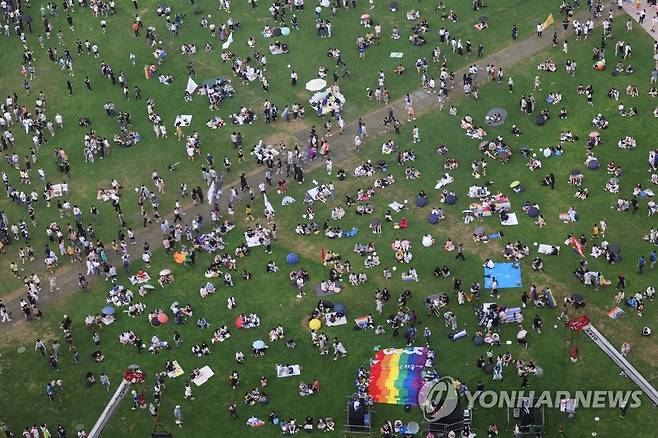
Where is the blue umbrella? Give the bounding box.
[102,306,115,315]
[252,340,266,349]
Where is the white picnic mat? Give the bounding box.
[324,312,348,327]
[538,244,560,255]
[192,365,214,386]
[501,212,518,226]
[276,364,301,378]
[388,201,405,212]
[174,115,193,127]
[244,232,262,247]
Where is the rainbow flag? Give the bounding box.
[368,347,428,405]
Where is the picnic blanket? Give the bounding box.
[468,186,490,198]
[276,364,301,378]
[49,183,64,197]
[501,307,523,323]
[388,201,406,212]
[167,360,185,378]
[96,189,119,202]
[608,306,625,319]
[129,271,151,285]
[484,262,522,289]
[434,174,454,189]
[501,212,518,226]
[538,244,560,255]
[244,232,263,247]
[314,283,340,297]
[192,365,214,386]
[325,312,348,326]
[174,115,192,127]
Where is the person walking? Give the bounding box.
[455,244,465,261]
[184,382,194,400]
[174,405,183,427]
[620,401,628,418]
[100,373,111,391]
[228,402,238,419]
[49,276,60,293]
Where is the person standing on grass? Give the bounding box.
[357,118,367,137]
[184,381,194,400]
[174,405,183,427]
[638,256,645,274]
[228,402,238,419]
[533,314,542,334]
[620,401,628,418]
[455,244,465,260]
[332,337,347,360]
[100,373,111,391]
[490,277,499,299]
[49,276,60,293]
[354,135,362,151]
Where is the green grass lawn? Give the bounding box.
[1,1,657,437]
[0,0,557,290]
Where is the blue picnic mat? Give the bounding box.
[484,262,522,289]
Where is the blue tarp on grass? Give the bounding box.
[484,262,522,289]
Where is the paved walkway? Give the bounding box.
[622,0,658,42]
[0,7,614,330]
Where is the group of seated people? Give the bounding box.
[295,222,319,235]
[353,160,376,177]
[279,416,335,434]
[231,106,257,125]
[612,61,634,76]
[374,175,395,188]
[348,272,368,285]
[268,41,289,54]
[618,136,637,149]
[364,253,381,269]
[244,388,268,406]
[503,241,530,261]
[319,280,342,293]
[592,113,609,129]
[106,285,134,306]
[538,58,557,72]
[268,325,285,342]
[211,325,231,343]
[237,313,261,329]
[298,379,321,397]
[180,43,197,54]
[191,341,211,357]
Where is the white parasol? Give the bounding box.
[305,78,327,92]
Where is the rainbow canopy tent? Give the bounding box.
[368,347,428,406]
